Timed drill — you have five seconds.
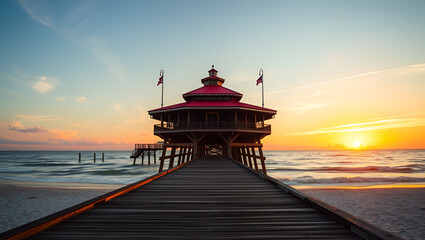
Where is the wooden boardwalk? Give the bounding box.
[3,156,401,240]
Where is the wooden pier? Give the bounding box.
[130,144,162,165]
[1,156,401,240]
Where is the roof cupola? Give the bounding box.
[201,65,225,86]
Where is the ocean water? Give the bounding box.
[0,150,424,186]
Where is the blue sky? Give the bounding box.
[1,0,424,150]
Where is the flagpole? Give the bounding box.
[160,69,164,108]
[259,69,264,108]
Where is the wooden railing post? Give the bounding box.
[258,146,267,175]
[168,147,176,169]
[251,147,259,171]
[159,146,167,172]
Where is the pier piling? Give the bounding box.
[78,153,81,162]
[94,153,96,163]
[102,153,104,162]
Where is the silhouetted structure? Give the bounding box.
[130,144,162,164]
[148,66,277,173]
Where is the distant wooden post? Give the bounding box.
[102,153,104,162]
[79,153,81,162]
[94,153,96,163]
[148,150,151,165]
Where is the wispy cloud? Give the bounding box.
[33,76,58,93]
[112,103,123,111]
[292,118,425,135]
[0,137,124,146]
[271,63,425,95]
[8,121,48,133]
[0,88,22,97]
[17,0,127,80]
[76,96,87,103]
[2,66,59,94]
[16,114,59,122]
[85,36,127,80]
[18,0,54,29]
[288,102,331,114]
[57,96,66,101]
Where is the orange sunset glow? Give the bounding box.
[0,1,424,151]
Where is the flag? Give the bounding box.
[256,75,263,86]
[157,75,163,86]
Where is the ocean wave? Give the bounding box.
[280,176,425,184]
[89,169,148,176]
[270,165,423,173]
[18,163,76,167]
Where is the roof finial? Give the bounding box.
[212,64,214,69]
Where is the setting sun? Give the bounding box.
[353,141,362,148]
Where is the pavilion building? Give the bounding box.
[148,66,276,174]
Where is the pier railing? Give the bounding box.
[154,121,271,132]
[132,144,163,160]
[134,144,163,150]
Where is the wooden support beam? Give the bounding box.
[158,146,167,172]
[218,134,227,143]
[246,147,253,168]
[231,133,240,143]
[163,143,193,147]
[181,147,187,163]
[168,114,170,128]
[251,146,259,171]
[262,113,265,127]
[198,134,206,143]
[258,146,267,175]
[177,147,183,165]
[185,133,194,142]
[235,147,242,162]
[193,135,198,159]
[188,147,193,160]
[231,143,263,147]
[227,135,232,159]
[148,150,151,165]
[168,147,176,169]
[241,147,248,165]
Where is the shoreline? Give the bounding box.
[291,181,425,190]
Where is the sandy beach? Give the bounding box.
[0,181,124,233]
[302,187,425,240]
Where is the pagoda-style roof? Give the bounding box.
[149,100,276,114]
[183,85,243,101]
[148,66,276,119]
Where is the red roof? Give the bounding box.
[149,100,276,113]
[183,85,242,97]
